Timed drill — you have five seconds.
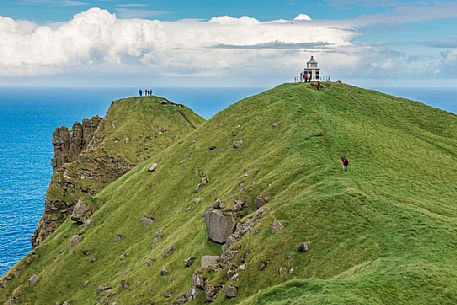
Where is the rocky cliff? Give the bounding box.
[3,83,457,305]
[50,116,102,169]
[31,97,205,247]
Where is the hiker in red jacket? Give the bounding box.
[341,155,349,172]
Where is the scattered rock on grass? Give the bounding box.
[201,256,220,269]
[205,284,224,302]
[184,256,196,268]
[146,258,155,266]
[192,272,206,289]
[194,183,203,193]
[271,220,284,234]
[140,216,154,226]
[225,285,238,299]
[160,268,169,276]
[28,274,39,288]
[148,162,158,172]
[233,140,244,149]
[69,235,81,247]
[298,242,310,252]
[162,244,177,258]
[259,261,268,271]
[96,285,112,296]
[70,199,92,225]
[255,196,267,209]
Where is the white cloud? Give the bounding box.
[294,14,312,21]
[0,7,359,81]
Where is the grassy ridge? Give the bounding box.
[2,83,457,304]
[34,96,205,246]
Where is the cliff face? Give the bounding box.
[50,117,102,169]
[4,83,457,305]
[31,97,205,247]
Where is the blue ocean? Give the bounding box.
[0,85,456,275]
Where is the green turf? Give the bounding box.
[2,82,457,305]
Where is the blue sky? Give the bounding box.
[1,0,457,87]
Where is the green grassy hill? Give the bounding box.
[32,96,205,247]
[2,82,457,305]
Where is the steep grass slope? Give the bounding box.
[32,96,205,246]
[2,83,457,305]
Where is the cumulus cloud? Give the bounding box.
[0,7,360,80]
[293,14,312,21]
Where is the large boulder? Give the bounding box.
[204,208,237,244]
[201,256,219,269]
[70,199,92,225]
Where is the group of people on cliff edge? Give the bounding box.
[139,89,152,97]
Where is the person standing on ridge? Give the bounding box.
[139,89,143,97]
[341,155,349,172]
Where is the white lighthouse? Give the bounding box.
[303,56,320,82]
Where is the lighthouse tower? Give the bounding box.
[302,56,320,82]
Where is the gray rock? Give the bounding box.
[154,229,163,243]
[201,256,219,269]
[193,198,204,204]
[120,280,128,289]
[148,162,158,172]
[160,267,169,276]
[184,256,196,268]
[233,199,245,211]
[164,290,172,298]
[28,274,39,288]
[119,252,128,260]
[124,137,130,144]
[204,208,237,243]
[233,140,244,149]
[69,235,81,247]
[140,216,154,226]
[95,285,112,296]
[298,242,310,252]
[162,244,176,258]
[114,234,123,241]
[212,199,224,209]
[271,220,284,234]
[200,174,209,184]
[259,261,268,271]
[192,272,205,289]
[194,183,203,193]
[272,123,278,128]
[146,258,155,266]
[70,199,92,225]
[225,285,238,299]
[255,196,267,209]
[205,284,224,302]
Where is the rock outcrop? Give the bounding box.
[203,206,238,244]
[51,116,102,169]
[70,199,92,225]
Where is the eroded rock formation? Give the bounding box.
[51,116,102,169]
